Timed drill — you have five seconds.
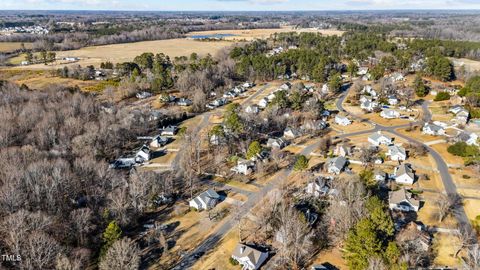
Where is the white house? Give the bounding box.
[422,123,445,136]
[243,82,254,88]
[335,115,351,126]
[380,109,400,119]
[368,131,393,146]
[362,85,377,97]
[161,125,178,136]
[136,91,152,99]
[245,105,260,114]
[334,143,352,157]
[267,138,288,149]
[231,243,268,270]
[135,145,150,163]
[283,127,301,139]
[280,82,292,91]
[361,100,378,112]
[321,84,330,94]
[306,177,330,197]
[389,188,420,212]
[231,159,255,175]
[456,131,479,146]
[150,135,169,148]
[326,156,348,175]
[189,189,220,211]
[357,67,369,76]
[390,72,405,81]
[387,145,407,161]
[387,95,399,106]
[394,163,415,185]
[176,98,193,106]
[258,98,269,109]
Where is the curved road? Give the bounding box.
[336,84,473,232]
[172,83,473,269]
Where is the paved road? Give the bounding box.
[172,82,473,269]
[337,83,474,234]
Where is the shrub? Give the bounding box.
[434,91,451,101]
[293,155,309,171]
[229,257,239,265]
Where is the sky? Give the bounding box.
[2,0,480,11]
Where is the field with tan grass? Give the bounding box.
[0,42,32,52]
[187,26,344,41]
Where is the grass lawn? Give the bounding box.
[310,246,347,270]
[462,199,480,223]
[224,180,260,193]
[432,233,461,267]
[0,42,32,52]
[191,229,240,270]
[430,143,465,165]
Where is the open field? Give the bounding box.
[0,69,101,90]
[450,57,480,73]
[12,38,235,70]
[0,42,32,52]
[187,26,344,41]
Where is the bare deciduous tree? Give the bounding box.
[99,238,140,270]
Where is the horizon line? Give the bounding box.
[2,8,480,12]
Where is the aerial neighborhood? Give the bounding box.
[1,6,480,270]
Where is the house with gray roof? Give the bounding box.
[380,109,400,119]
[326,156,348,174]
[389,188,420,212]
[189,189,220,211]
[455,131,479,146]
[161,125,178,136]
[422,123,445,136]
[387,145,407,161]
[267,137,288,149]
[368,131,393,146]
[394,163,415,185]
[231,243,268,270]
[150,135,170,148]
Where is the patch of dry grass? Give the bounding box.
[0,42,32,52]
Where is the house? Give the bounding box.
[389,188,420,212]
[375,170,388,182]
[21,60,29,65]
[396,222,432,251]
[306,177,331,197]
[231,159,255,175]
[311,265,329,270]
[160,94,176,103]
[334,143,353,157]
[150,135,169,148]
[394,163,415,185]
[321,84,329,94]
[161,125,178,136]
[135,145,150,163]
[110,158,136,169]
[176,98,192,106]
[326,156,348,175]
[335,115,351,126]
[223,91,238,98]
[456,131,479,146]
[243,82,254,88]
[362,85,377,97]
[280,82,292,91]
[231,243,268,270]
[390,72,405,81]
[245,105,260,114]
[422,123,445,136]
[283,127,301,139]
[380,109,400,119]
[207,98,228,109]
[258,98,269,109]
[136,91,152,99]
[361,99,378,111]
[387,95,399,106]
[357,67,369,76]
[301,120,328,131]
[387,145,407,161]
[368,131,393,146]
[267,138,288,149]
[189,189,220,211]
[449,105,470,124]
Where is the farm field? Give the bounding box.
[0,42,32,52]
[187,26,344,41]
[12,38,235,70]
